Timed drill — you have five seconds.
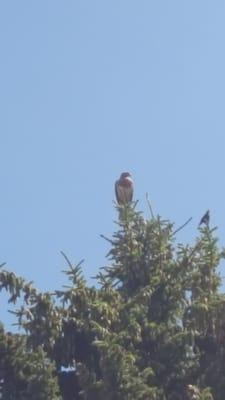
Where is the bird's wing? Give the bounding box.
[124,184,133,203]
[115,181,122,204]
[199,211,209,225]
[199,216,204,225]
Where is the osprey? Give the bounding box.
[115,172,134,205]
[199,210,210,226]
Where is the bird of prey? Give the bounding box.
[199,210,210,226]
[115,172,134,205]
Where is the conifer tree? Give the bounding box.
[0,202,225,399]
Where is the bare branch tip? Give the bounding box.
[60,251,73,270]
[145,192,154,219]
[172,217,193,236]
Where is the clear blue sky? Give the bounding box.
[1,1,225,328]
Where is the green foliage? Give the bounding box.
[0,324,61,399]
[0,203,225,399]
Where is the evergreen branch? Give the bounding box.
[100,234,114,244]
[157,215,163,269]
[181,239,203,269]
[60,251,74,270]
[60,251,85,273]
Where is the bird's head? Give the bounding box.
[120,172,132,181]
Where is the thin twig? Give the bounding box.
[172,217,192,236]
[146,193,154,219]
